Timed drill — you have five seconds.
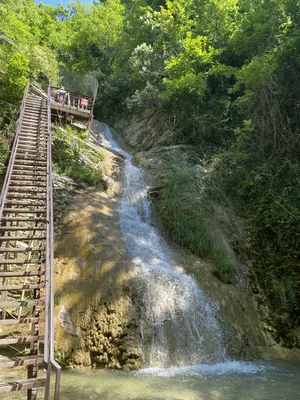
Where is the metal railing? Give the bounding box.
[44,83,61,400]
[50,86,93,113]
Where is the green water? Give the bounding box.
[2,361,300,399]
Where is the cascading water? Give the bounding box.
[102,124,227,368]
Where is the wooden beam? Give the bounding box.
[0,377,46,392]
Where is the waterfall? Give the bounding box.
[103,124,227,368]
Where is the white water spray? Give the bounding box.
[103,124,227,367]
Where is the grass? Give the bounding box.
[156,168,236,283]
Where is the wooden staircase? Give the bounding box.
[0,84,60,399]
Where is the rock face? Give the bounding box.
[114,114,176,151]
[54,185,143,370]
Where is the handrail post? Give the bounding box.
[44,82,61,400]
[44,83,52,400]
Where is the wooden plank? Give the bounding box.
[6,194,46,199]
[0,284,45,291]
[10,173,47,178]
[2,209,46,214]
[10,176,47,181]
[15,155,46,160]
[8,187,46,192]
[0,271,44,277]
[14,161,47,166]
[51,102,90,119]
[12,166,47,172]
[6,196,46,201]
[9,181,47,189]
[0,335,44,345]
[0,377,46,392]
[0,355,44,368]
[0,227,46,231]
[0,260,44,265]
[1,217,47,222]
[0,236,46,241]
[4,200,46,206]
[0,317,45,326]
[0,299,45,307]
[0,248,44,253]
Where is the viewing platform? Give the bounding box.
[50,80,98,129]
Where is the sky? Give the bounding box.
[35,0,94,7]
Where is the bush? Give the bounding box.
[213,152,300,332]
[157,168,236,283]
[52,126,104,186]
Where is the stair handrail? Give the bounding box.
[44,83,61,400]
[0,82,30,222]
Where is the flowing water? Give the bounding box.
[103,124,226,367]
[2,360,300,399]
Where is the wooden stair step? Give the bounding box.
[1,217,47,222]
[0,377,46,392]
[17,142,46,146]
[0,248,44,253]
[0,284,45,292]
[18,135,46,140]
[12,165,46,170]
[10,176,47,180]
[0,355,44,369]
[0,335,44,346]
[24,104,46,109]
[0,227,46,231]
[17,148,47,153]
[15,155,46,160]
[0,260,44,265]
[16,148,46,153]
[3,209,46,214]
[7,192,46,198]
[22,114,43,118]
[6,197,46,202]
[22,115,43,119]
[0,299,45,307]
[5,198,46,203]
[0,317,45,326]
[21,121,42,126]
[11,172,47,177]
[6,196,46,202]
[0,271,44,277]
[25,102,44,106]
[24,109,47,114]
[4,204,45,209]
[12,167,47,172]
[18,134,47,138]
[0,236,46,241]
[8,183,47,188]
[9,177,47,183]
[8,186,46,191]
[14,160,47,165]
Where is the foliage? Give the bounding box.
[157,168,236,283]
[0,0,59,102]
[52,126,105,186]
